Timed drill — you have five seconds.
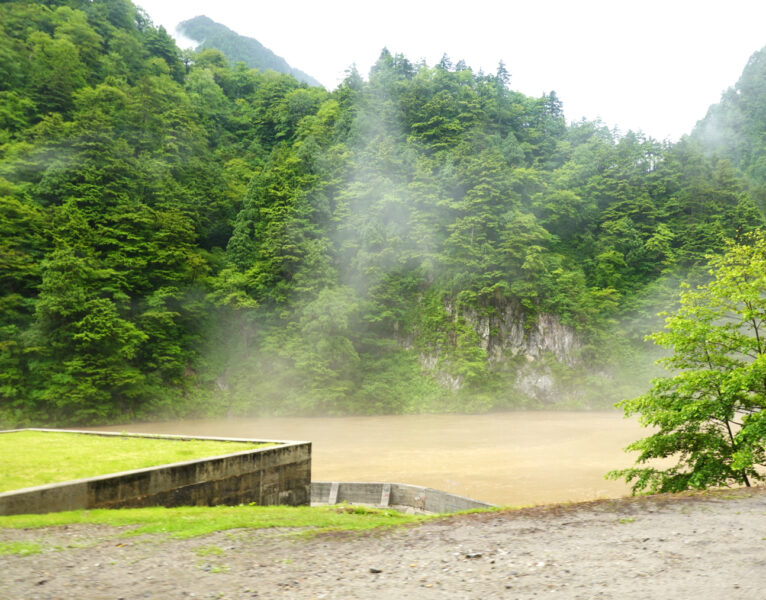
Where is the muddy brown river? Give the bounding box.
[96,411,651,506]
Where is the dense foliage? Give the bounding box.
[608,233,766,493]
[0,0,763,425]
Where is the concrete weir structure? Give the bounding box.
[0,429,311,516]
[311,481,494,513]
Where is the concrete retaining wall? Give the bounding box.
[0,429,311,516]
[311,481,494,513]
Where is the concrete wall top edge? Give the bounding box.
[315,481,426,489]
[313,481,493,506]
[1,428,309,446]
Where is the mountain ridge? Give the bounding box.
[177,15,321,87]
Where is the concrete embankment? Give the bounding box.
[0,429,311,515]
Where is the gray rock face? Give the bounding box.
[446,301,580,366]
[418,298,581,401]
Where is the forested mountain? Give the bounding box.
[177,16,321,87]
[0,0,762,426]
[693,46,766,213]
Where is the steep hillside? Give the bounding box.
[177,15,321,87]
[693,46,766,213]
[0,0,762,425]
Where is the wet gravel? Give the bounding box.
[2,487,765,599]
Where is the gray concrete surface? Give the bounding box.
[311,481,494,512]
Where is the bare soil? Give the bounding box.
[2,487,766,599]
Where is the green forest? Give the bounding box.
[1,0,765,426]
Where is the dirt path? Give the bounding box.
[2,487,765,599]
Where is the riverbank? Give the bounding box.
[2,486,765,599]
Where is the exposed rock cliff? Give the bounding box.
[445,300,580,366]
[417,298,581,402]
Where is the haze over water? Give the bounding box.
[98,411,648,505]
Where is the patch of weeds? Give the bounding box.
[196,544,225,557]
[196,559,229,573]
[0,505,432,540]
[52,537,96,551]
[0,541,43,556]
[224,531,246,542]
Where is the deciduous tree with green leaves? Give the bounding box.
[608,233,766,493]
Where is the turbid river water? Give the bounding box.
[97,411,651,506]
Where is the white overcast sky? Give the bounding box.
[136,0,766,142]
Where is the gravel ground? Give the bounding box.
[2,487,765,599]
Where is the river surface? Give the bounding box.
[97,411,649,506]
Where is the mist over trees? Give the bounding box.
[693,46,766,215]
[0,0,763,426]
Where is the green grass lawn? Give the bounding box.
[0,504,433,540]
[0,431,271,492]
